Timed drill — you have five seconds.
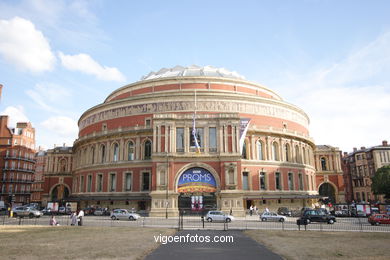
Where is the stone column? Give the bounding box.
[153,125,157,153]
[157,125,161,153]
[219,125,224,153]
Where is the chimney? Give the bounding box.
[353,147,357,152]
[383,140,388,146]
[361,147,366,150]
[343,152,348,156]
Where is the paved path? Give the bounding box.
[145,230,283,260]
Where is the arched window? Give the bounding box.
[159,170,166,186]
[144,140,152,160]
[295,145,300,163]
[302,147,306,164]
[100,144,106,163]
[321,157,327,171]
[242,141,248,159]
[128,141,134,161]
[228,169,235,185]
[272,142,279,161]
[113,143,119,162]
[257,141,263,160]
[285,143,290,162]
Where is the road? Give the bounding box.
[2,214,390,232]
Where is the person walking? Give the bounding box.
[70,212,77,226]
[77,209,85,226]
[249,205,253,216]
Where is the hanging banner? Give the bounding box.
[178,167,217,193]
[239,118,251,154]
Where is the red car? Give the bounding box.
[368,214,390,226]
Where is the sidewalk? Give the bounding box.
[145,230,283,260]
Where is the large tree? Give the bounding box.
[371,165,390,199]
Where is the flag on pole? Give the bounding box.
[192,112,201,153]
[192,90,201,153]
[239,118,250,155]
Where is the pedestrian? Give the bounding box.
[249,205,253,216]
[254,205,258,215]
[230,208,233,216]
[70,212,77,226]
[265,207,269,213]
[77,209,85,226]
[50,215,59,226]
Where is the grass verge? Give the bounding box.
[245,230,390,260]
[0,225,175,260]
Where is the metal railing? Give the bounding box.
[2,214,389,233]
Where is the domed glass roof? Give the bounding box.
[141,65,246,81]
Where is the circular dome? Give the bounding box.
[140,65,245,81]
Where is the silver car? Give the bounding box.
[260,212,287,222]
[110,209,140,221]
[206,211,234,223]
[13,206,43,218]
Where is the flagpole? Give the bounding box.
[192,90,200,153]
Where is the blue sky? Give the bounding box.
[0,0,389,152]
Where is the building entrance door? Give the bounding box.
[176,167,218,215]
[178,193,217,215]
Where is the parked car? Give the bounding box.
[205,211,234,223]
[93,208,106,216]
[12,206,43,218]
[334,209,349,217]
[58,207,71,215]
[83,207,95,215]
[41,208,53,215]
[368,214,390,226]
[299,209,336,224]
[260,212,286,222]
[277,207,292,217]
[110,209,140,221]
[0,207,7,215]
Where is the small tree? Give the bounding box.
[371,165,390,199]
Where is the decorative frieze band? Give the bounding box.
[80,100,308,130]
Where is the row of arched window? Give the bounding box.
[242,139,313,165]
[75,139,152,167]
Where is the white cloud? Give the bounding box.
[26,82,72,112]
[1,106,30,128]
[272,31,390,152]
[40,116,78,137]
[58,51,126,82]
[0,17,55,72]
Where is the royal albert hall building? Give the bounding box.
[72,65,318,217]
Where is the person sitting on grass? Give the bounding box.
[50,215,59,226]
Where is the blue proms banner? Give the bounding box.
[177,167,217,193]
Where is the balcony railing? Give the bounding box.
[3,167,35,173]
[0,191,31,195]
[4,155,36,163]
[0,179,33,183]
